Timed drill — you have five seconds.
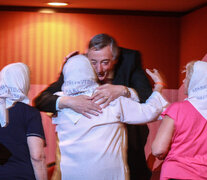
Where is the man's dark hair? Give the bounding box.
[88,33,119,60]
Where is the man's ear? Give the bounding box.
[112,59,118,66]
[109,59,118,71]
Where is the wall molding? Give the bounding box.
[0,5,185,17]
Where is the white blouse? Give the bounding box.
[53,91,167,180]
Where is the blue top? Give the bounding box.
[0,102,45,180]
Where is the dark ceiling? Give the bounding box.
[0,0,206,15]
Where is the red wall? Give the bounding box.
[179,6,207,85]
[0,11,180,88]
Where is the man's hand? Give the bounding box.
[59,95,102,118]
[92,84,127,108]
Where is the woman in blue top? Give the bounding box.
[0,63,47,180]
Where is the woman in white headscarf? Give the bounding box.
[52,54,168,180]
[152,61,207,180]
[0,63,47,180]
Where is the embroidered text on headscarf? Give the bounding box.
[63,80,97,95]
[187,61,207,120]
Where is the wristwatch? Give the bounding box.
[123,86,131,98]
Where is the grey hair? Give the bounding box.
[88,33,119,60]
[183,61,196,81]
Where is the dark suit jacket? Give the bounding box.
[34,47,152,180]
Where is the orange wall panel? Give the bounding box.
[0,11,180,88]
[179,6,207,85]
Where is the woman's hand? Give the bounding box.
[59,95,102,119]
[146,69,166,92]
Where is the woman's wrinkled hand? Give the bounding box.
[146,69,166,92]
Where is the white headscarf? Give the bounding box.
[62,54,98,96]
[0,63,30,127]
[53,54,99,125]
[187,61,207,120]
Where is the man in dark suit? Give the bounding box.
[34,33,152,180]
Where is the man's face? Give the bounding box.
[87,45,117,81]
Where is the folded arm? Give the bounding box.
[34,73,102,118]
[120,91,168,124]
[120,68,168,124]
[58,95,102,119]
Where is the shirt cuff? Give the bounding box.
[148,91,169,120]
[56,96,62,111]
[128,87,140,102]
